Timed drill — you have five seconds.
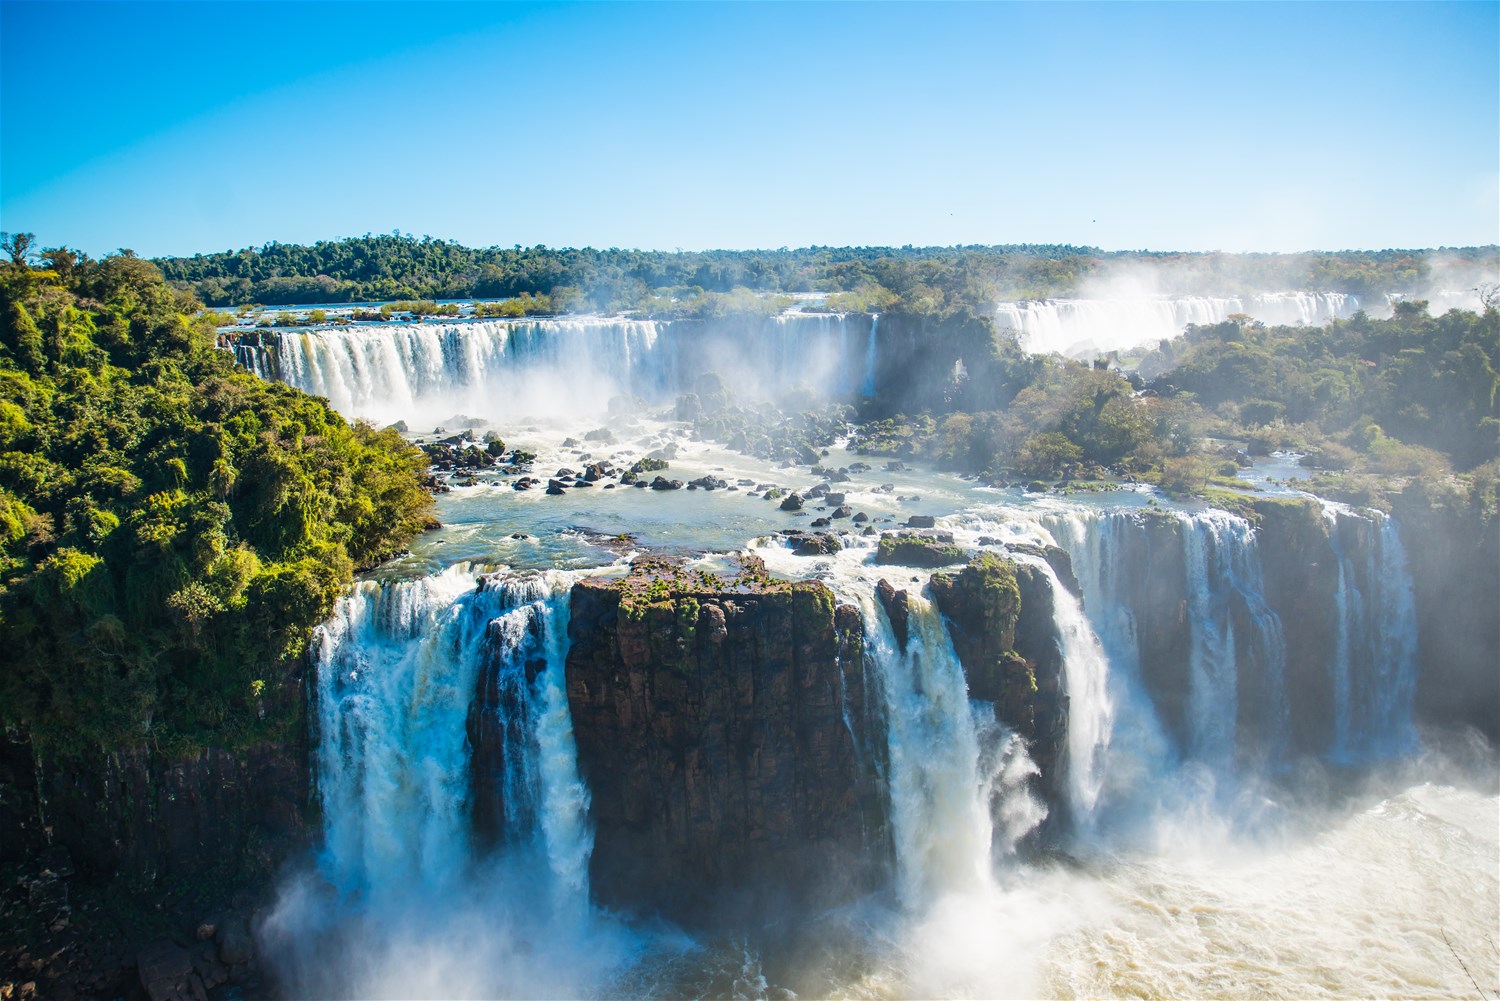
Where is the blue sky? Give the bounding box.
[2,1,1496,257]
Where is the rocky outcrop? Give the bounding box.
[564,556,889,925]
[875,530,968,568]
[930,552,1067,808]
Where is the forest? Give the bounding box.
[153,234,1487,312]
[0,238,437,753]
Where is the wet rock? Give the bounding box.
[832,505,852,519]
[556,467,577,478]
[650,476,683,491]
[824,492,846,506]
[797,444,820,465]
[547,480,567,496]
[214,914,253,966]
[137,940,199,1001]
[875,579,911,651]
[809,518,831,528]
[906,514,937,529]
[885,460,906,471]
[794,532,842,556]
[852,512,869,523]
[779,493,804,511]
[875,531,966,568]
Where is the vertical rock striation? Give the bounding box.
[564,556,888,925]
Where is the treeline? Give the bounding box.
[0,235,437,753]
[151,234,1486,312]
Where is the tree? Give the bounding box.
[1,231,36,266]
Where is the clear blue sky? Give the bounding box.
[2,1,1496,257]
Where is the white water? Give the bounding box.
[236,313,868,425]
[251,408,1484,999]
[864,588,1004,904]
[1323,503,1421,762]
[996,291,1358,357]
[860,313,880,397]
[1012,552,1114,826]
[311,565,590,898]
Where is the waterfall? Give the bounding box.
[232,312,869,423]
[1039,509,1287,777]
[1322,505,1420,761]
[312,564,590,904]
[860,313,880,397]
[1011,552,1114,825]
[858,586,1011,904]
[996,292,1358,357]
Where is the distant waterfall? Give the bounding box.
[1322,505,1420,761]
[860,313,880,397]
[312,565,590,904]
[996,292,1358,357]
[232,313,868,423]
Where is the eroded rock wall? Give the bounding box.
[564,558,889,925]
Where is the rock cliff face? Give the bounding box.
[0,730,306,999]
[1246,498,1341,757]
[1392,486,1500,743]
[564,557,889,925]
[929,550,1069,810]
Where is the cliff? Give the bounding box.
[564,556,889,925]
[929,549,1069,814]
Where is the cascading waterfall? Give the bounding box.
[1038,508,1288,778]
[233,312,870,423]
[1321,504,1420,761]
[996,291,1358,357]
[857,586,1008,904]
[1010,552,1114,826]
[860,313,880,397]
[312,564,590,903]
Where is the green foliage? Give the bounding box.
[158,235,1493,316]
[0,249,436,753]
[1146,305,1499,472]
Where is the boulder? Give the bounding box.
[794,533,842,556]
[136,940,201,1001]
[779,493,804,511]
[906,515,937,529]
[650,476,683,491]
[875,531,966,568]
